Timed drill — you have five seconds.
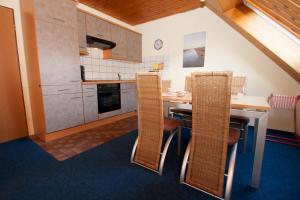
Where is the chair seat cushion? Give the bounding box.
[228,128,240,146]
[164,118,181,132]
[230,115,250,125]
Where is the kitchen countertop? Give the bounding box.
[81,80,136,85]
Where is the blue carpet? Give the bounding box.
[0,127,299,200]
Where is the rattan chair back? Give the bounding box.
[134,72,164,171]
[231,76,246,94]
[186,71,232,197]
[162,80,172,93]
[185,76,192,92]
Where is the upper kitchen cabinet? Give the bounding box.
[34,0,81,85]
[127,31,142,62]
[77,11,87,54]
[78,11,142,62]
[34,0,77,29]
[86,14,111,41]
[110,24,127,60]
[35,19,81,85]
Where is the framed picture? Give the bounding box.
[183,32,206,68]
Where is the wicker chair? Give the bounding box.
[168,76,192,128]
[162,80,172,93]
[230,76,249,153]
[131,72,181,175]
[169,104,192,129]
[231,76,246,95]
[185,76,192,93]
[180,71,240,200]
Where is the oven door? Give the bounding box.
[97,91,121,114]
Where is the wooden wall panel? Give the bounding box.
[78,0,205,25]
[0,6,28,143]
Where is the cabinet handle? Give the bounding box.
[86,95,96,98]
[58,89,70,92]
[97,33,103,37]
[70,80,80,83]
[71,97,81,100]
[53,17,65,23]
[86,87,95,90]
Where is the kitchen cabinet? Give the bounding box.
[41,85,82,96]
[77,11,87,53]
[127,31,142,62]
[98,109,122,120]
[82,85,98,123]
[110,24,127,60]
[35,14,80,86]
[86,14,111,41]
[79,11,142,62]
[33,0,84,134]
[121,83,137,113]
[34,0,77,29]
[43,93,84,133]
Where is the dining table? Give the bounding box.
[162,92,271,189]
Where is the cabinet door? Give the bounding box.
[35,20,81,85]
[121,89,129,113]
[43,93,84,133]
[111,24,127,60]
[128,88,137,112]
[83,91,98,123]
[34,0,77,29]
[86,15,111,41]
[77,11,87,51]
[127,31,142,62]
[42,84,82,95]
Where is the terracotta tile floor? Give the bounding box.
[33,116,138,161]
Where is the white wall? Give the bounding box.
[135,7,300,132]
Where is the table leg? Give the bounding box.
[252,118,259,152]
[251,112,268,188]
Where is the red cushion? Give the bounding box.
[164,118,181,132]
[228,128,240,146]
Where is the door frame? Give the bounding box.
[0,0,34,135]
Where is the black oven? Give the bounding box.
[97,83,121,114]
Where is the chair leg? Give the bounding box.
[130,136,139,163]
[158,131,176,176]
[180,141,191,183]
[225,142,238,200]
[177,127,181,156]
[243,124,249,153]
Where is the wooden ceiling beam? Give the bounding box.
[205,0,243,13]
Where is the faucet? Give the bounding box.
[117,73,121,80]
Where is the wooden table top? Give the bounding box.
[162,93,271,111]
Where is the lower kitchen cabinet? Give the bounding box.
[43,92,84,133]
[83,91,98,123]
[121,83,137,113]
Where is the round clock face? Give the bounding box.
[154,39,163,50]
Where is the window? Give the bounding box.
[244,0,300,41]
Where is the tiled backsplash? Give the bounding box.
[80,48,170,80]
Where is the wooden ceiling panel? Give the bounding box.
[78,0,205,25]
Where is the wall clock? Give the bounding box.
[154,39,163,50]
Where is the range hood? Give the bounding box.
[86,35,116,50]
